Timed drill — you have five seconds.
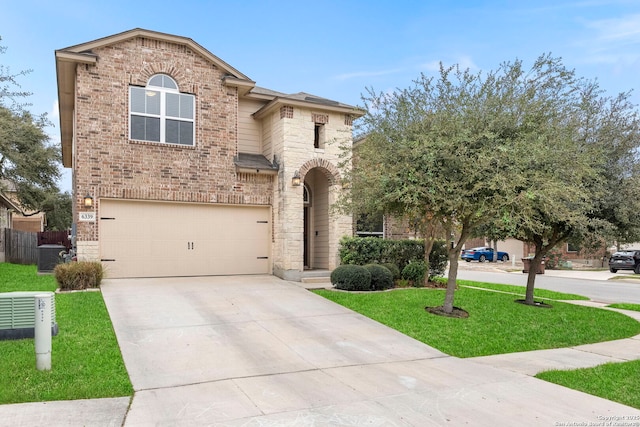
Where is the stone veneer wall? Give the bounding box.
[72,36,273,260]
[271,107,353,280]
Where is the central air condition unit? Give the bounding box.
[37,244,66,274]
[0,291,58,340]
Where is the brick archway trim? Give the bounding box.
[299,159,341,185]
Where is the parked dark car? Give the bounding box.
[608,250,640,273]
[461,246,509,263]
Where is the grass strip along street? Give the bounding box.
[537,360,640,410]
[0,264,132,404]
[315,281,640,410]
[313,284,639,358]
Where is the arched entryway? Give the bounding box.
[303,169,330,269]
[299,159,341,271]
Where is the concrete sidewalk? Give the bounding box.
[1,275,640,426]
[471,302,640,375]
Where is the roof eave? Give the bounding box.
[253,97,365,120]
[55,51,97,168]
[223,76,256,96]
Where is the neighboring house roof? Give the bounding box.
[55,28,365,168]
[0,180,23,214]
[0,191,22,213]
[0,185,46,232]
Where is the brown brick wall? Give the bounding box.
[74,37,273,241]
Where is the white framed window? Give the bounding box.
[129,74,195,146]
[355,212,384,237]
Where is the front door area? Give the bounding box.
[302,168,329,270]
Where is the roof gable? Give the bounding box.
[55,28,256,167]
[57,28,253,81]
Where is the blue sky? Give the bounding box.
[2,0,640,191]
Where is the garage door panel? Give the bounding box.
[100,200,270,278]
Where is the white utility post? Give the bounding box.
[34,293,52,371]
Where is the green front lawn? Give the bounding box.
[537,360,640,410]
[0,264,132,404]
[457,280,589,301]
[313,286,640,358]
[608,303,640,312]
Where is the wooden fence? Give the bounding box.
[2,229,71,265]
[38,230,71,250]
[3,228,38,265]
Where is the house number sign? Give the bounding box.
[79,212,96,222]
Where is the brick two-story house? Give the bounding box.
[55,28,362,280]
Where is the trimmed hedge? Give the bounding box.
[53,261,104,291]
[364,264,394,290]
[331,265,372,291]
[381,262,401,280]
[339,237,448,279]
[402,260,427,286]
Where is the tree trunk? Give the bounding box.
[524,241,550,304]
[422,220,437,286]
[492,239,498,262]
[441,221,470,314]
[524,255,542,304]
[443,249,459,313]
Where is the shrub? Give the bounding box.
[402,260,427,286]
[339,236,448,279]
[331,265,372,291]
[339,236,387,266]
[385,240,425,270]
[54,261,104,291]
[381,262,401,280]
[428,240,449,279]
[364,264,394,290]
[545,250,565,270]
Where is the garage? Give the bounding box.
[99,199,271,278]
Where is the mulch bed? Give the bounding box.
[514,299,553,308]
[425,305,470,318]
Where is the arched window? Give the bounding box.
[129,74,195,146]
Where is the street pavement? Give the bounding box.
[0,272,639,426]
[455,259,640,304]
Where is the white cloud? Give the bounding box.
[586,13,640,44]
[580,13,640,64]
[50,99,59,120]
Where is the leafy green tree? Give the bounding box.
[0,38,33,112]
[343,54,634,312]
[344,58,543,314]
[584,91,640,250]
[0,36,63,217]
[42,191,72,231]
[0,106,61,211]
[499,77,640,304]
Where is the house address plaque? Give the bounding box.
[79,212,96,222]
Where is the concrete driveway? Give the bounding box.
[99,275,640,426]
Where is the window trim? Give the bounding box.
[129,74,195,146]
[303,184,311,206]
[314,123,325,149]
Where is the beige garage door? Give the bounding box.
[99,199,270,278]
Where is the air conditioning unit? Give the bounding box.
[37,244,66,274]
[0,292,58,340]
